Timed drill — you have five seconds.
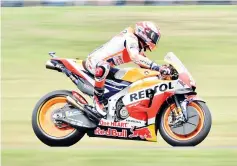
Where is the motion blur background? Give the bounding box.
[2,0,237,166]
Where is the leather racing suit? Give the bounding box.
[84,27,161,117]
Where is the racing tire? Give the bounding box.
[159,101,212,146]
[32,90,86,147]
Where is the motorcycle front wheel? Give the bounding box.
[159,101,212,146]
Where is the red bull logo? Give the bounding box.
[94,127,127,138]
[129,127,152,139]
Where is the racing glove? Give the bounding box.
[159,65,171,75]
[151,63,171,75]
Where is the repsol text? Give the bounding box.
[130,82,174,102]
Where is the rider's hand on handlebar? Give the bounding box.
[160,65,171,76]
[151,65,160,72]
[151,64,171,79]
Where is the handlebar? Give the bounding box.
[158,64,179,81]
[168,64,179,80]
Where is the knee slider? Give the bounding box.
[95,67,105,77]
[95,62,110,80]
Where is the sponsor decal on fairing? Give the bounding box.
[99,120,128,128]
[94,127,127,138]
[99,118,146,128]
[129,127,152,139]
[124,81,175,105]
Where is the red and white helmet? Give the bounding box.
[134,21,161,51]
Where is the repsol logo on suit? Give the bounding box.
[130,82,174,102]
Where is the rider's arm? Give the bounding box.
[125,36,160,70]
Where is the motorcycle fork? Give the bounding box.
[173,95,182,115]
[173,95,188,121]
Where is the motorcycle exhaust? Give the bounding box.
[45,60,62,72]
[66,96,84,111]
[53,96,97,129]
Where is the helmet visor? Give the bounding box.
[147,30,160,45]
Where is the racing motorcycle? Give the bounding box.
[32,52,212,146]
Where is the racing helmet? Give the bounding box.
[134,21,161,51]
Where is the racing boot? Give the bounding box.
[84,62,110,123]
[84,87,106,123]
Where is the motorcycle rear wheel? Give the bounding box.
[159,101,212,146]
[32,90,86,146]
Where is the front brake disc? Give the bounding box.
[169,106,200,135]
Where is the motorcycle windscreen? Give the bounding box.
[164,52,196,86]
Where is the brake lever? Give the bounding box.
[167,64,179,80]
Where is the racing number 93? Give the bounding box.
[130,82,174,102]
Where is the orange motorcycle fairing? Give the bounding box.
[120,68,159,82]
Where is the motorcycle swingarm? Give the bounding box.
[52,106,97,129]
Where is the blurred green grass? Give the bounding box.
[2,5,237,166]
[2,149,237,166]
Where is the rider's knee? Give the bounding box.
[95,61,110,81]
